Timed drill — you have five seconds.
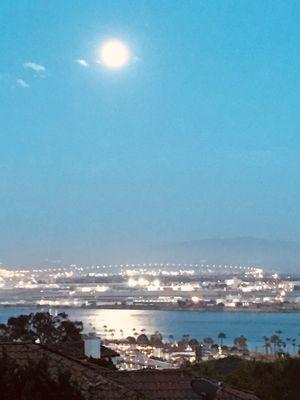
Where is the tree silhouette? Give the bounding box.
[150,331,163,347]
[263,336,271,355]
[188,338,199,350]
[126,336,136,345]
[0,355,83,400]
[234,335,248,351]
[1,312,83,344]
[218,332,226,347]
[137,334,150,346]
[203,337,214,348]
[168,334,174,343]
[270,334,280,354]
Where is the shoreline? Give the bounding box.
[1,304,300,313]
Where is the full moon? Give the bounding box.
[100,39,130,69]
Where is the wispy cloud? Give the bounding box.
[76,58,89,67]
[16,78,30,88]
[23,62,46,74]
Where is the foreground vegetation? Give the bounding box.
[0,355,83,400]
[1,312,299,400]
[0,312,83,343]
[193,356,300,400]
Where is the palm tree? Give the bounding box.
[109,328,115,339]
[286,338,291,354]
[277,339,284,353]
[234,335,248,351]
[203,337,214,348]
[263,336,271,355]
[188,338,200,350]
[270,334,280,354]
[292,339,297,354]
[103,325,108,336]
[182,334,190,343]
[218,332,226,347]
[168,334,174,344]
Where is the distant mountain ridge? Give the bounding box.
[160,237,300,273]
[2,237,299,274]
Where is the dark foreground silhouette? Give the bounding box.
[192,356,300,400]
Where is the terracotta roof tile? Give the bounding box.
[0,342,142,400]
[0,343,260,400]
[101,370,200,400]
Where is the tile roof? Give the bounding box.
[217,386,260,400]
[104,369,200,400]
[101,369,260,400]
[0,342,142,400]
[46,340,119,359]
[0,342,260,400]
[101,344,120,358]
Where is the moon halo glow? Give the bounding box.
[100,39,130,69]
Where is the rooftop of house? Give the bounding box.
[0,342,260,400]
[0,342,141,400]
[46,340,120,359]
[101,344,120,358]
[102,369,201,400]
[101,369,259,400]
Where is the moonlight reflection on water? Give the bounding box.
[1,307,297,351]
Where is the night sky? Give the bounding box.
[1,1,299,265]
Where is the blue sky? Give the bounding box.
[0,1,300,265]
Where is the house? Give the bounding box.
[0,342,140,400]
[101,369,260,400]
[46,339,120,364]
[0,342,260,400]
